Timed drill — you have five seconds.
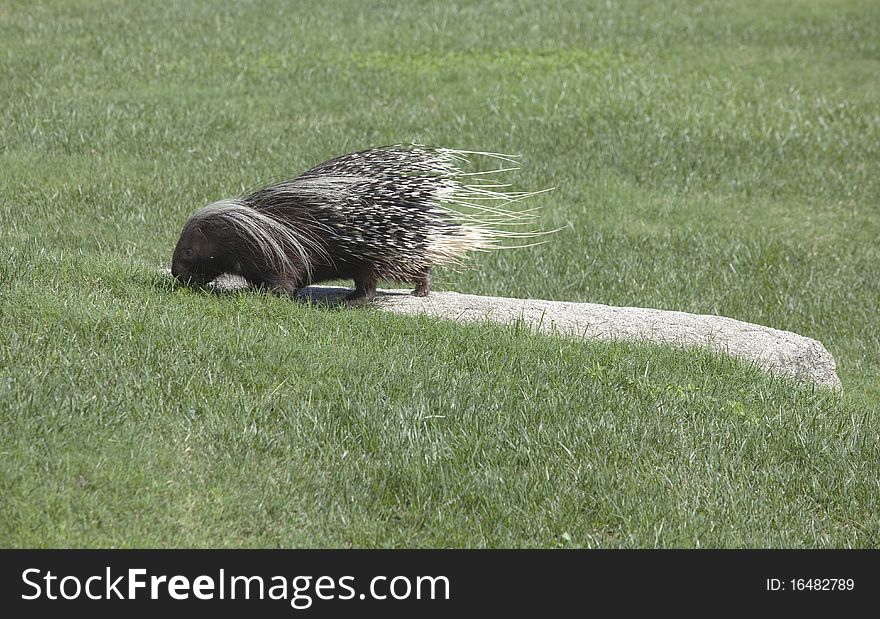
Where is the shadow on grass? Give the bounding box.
[153,268,371,308]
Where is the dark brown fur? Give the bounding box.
[171,209,432,303]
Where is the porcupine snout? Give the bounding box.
[170,253,205,285]
[170,256,194,283]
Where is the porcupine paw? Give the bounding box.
[267,277,300,298]
[411,270,432,297]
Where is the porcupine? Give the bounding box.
[171,145,548,304]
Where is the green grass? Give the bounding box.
[1,0,878,547]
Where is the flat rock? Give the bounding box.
[205,273,842,391]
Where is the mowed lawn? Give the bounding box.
[1,0,878,547]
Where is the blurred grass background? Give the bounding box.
[1,0,878,547]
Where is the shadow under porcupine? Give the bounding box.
[171,145,551,304]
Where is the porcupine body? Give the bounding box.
[171,145,547,303]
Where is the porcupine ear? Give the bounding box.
[188,225,209,246]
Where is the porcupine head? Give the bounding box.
[171,207,231,285]
[171,201,265,287]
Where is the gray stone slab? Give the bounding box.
[205,273,842,391]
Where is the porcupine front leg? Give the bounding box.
[237,261,303,298]
[270,278,300,297]
[254,272,301,298]
[411,268,432,297]
[345,270,378,305]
